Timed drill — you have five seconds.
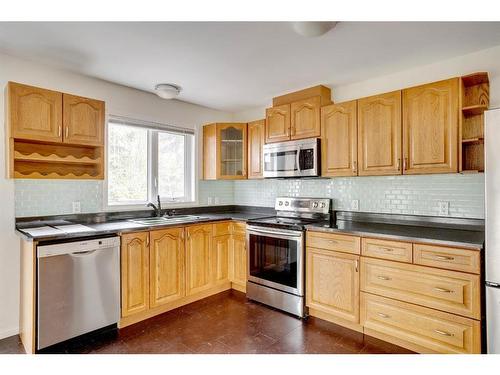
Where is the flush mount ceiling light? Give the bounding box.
[292,22,338,37]
[154,83,182,99]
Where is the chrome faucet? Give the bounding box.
[146,195,162,217]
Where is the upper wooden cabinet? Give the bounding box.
[247,119,265,179]
[358,91,402,176]
[203,123,247,180]
[321,101,358,177]
[63,94,105,146]
[291,96,321,140]
[403,78,459,174]
[186,224,213,295]
[265,104,290,143]
[8,82,63,143]
[121,232,150,318]
[149,228,185,308]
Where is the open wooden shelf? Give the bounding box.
[462,104,488,116]
[461,72,489,86]
[14,151,101,165]
[461,137,484,144]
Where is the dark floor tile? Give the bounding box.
[360,336,414,354]
[0,335,24,354]
[217,332,277,354]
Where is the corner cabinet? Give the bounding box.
[321,101,358,177]
[247,119,265,179]
[121,232,150,317]
[185,224,213,295]
[402,78,459,174]
[203,123,247,180]
[229,222,247,292]
[357,91,402,176]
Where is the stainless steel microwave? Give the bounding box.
[263,138,320,178]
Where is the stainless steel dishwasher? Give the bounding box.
[37,236,120,350]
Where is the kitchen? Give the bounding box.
[1,5,500,371]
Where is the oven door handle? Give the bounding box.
[296,146,301,173]
[247,226,303,238]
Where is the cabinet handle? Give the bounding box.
[397,158,401,170]
[377,275,391,281]
[434,255,454,261]
[379,247,394,252]
[434,287,453,293]
[65,126,69,139]
[352,161,357,174]
[355,259,359,273]
[434,329,454,337]
[377,312,390,319]
[403,157,408,171]
[146,236,150,247]
[326,239,338,244]
[58,126,62,137]
[290,126,296,136]
[181,230,185,241]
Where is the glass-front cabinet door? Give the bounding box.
[217,123,247,179]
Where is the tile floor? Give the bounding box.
[0,290,413,354]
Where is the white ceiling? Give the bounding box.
[1,22,500,112]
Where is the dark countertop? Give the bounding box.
[306,220,484,250]
[16,207,274,242]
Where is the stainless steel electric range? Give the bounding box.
[246,197,331,317]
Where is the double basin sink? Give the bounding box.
[129,215,209,226]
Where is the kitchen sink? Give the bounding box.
[129,215,209,226]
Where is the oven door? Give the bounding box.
[263,139,319,178]
[246,225,304,296]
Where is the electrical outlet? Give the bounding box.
[438,201,449,216]
[214,197,220,204]
[72,201,81,214]
[351,199,360,211]
[207,197,213,205]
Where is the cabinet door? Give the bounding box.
[217,123,247,179]
[121,232,149,317]
[403,78,459,174]
[149,228,185,308]
[63,94,105,146]
[230,233,247,288]
[212,234,230,284]
[247,119,265,179]
[265,104,290,143]
[186,224,213,295]
[358,91,402,176]
[291,96,321,140]
[306,248,360,323]
[8,82,62,142]
[321,101,357,177]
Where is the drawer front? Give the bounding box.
[307,231,361,255]
[360,257,480,319]
[362,238,412,263]
[213,222,231,237]
[232,221,246,236]
[413,244,480,274]
[361,293,481,354]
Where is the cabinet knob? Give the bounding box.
[377,275,391,281]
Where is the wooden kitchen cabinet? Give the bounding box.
[321,101,358,177]
[203,123,247,180]
[306,247,361,327]
[247,119,265,179]
[121,232,150,317]
[8,82,63,143]
[358,91,402,176]
[291,96,321,140]
[149,228,186,308]
[63,93,105,146]
[229,222,247,291]
[212,234,230,285]
[403,78,459,174]
[186,224,213,295]
[265,104,291,143]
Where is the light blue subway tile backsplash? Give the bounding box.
[15,174,485,219]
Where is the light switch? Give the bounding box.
[72,201,81,214]
[438,201,449,216]
[351,199,359,211]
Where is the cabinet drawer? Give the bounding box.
[413,244,480,274]
[307,231,360,255]
[231,221,246,236]
[213,222,231,236]
[360,257,480,319]
[362,238,412,263]
[361,293,481,354]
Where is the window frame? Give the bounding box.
[104,116,196,211]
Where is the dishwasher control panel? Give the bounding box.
[38,236,121,258]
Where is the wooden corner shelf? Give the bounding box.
[459,72,489,173]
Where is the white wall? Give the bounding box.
[0,52,232,339]
[233,44,500,122]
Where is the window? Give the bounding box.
[106,117,195,207]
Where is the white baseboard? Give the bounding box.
[0,327,19,340]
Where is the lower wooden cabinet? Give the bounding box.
[361,292,481,354]
[212,233,230,285]
[121,232,150,317]
[149,228,185,308]
[229,222,247,291]
[306,247,360,326]
[186,224,213,296]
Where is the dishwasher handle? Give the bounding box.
[69,250,98,257]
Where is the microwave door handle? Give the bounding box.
[296,147,301,173]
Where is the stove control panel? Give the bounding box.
[275,197,330,214]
